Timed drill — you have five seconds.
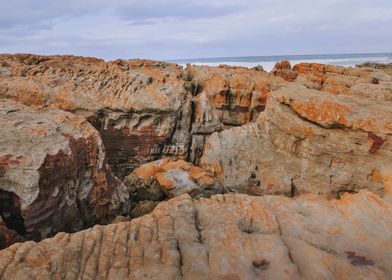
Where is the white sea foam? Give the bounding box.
[178,55,392,72]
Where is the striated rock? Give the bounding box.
[188,64,284,130]
[0,55,193,178]
[200,85,392,197]
[0,190,391,279]
[124,159,222,205]
[187,65,285,164]
[271,60,298,82]
[0,99,128,242]
[0,55,288,177]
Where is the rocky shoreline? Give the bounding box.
[0,54,391,279]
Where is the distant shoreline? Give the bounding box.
[170,52,392,71]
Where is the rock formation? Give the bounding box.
[124,159,221,208]
[271,60,298,82]
[200,84,392,197]
[0,216,24,250]
[0,55,392,278]
[0,55,194,178]
[0,99,128,242]
[0,190,391,279]
[0,55,284,177]
[293,63,392,101]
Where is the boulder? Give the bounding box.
[0,99,128,242]
[0,190,391,279]
[271,60,298,82]
[124,159,222,205]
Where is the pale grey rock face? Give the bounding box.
[200,85,392,197]
[199,122,294,196]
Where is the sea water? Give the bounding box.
[171,53,392,71]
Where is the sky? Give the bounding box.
[0,0,391,60]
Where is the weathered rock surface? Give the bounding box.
[1,55,392,278]
[124,159,222,206]
[200,84,392,197]
[0,55,193,178]
[186,65,285,163]
[0,99,128,242]
[271,60,298,82]
[188,65,283,129]
[0,55,288,177]
[293,63,392,101]
[356,62,392,70]
[0,216,25,250]
[0,190,391,279]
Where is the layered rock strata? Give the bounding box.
[0,190,391,279]
[0,55,284,177]
[0,99,128,242]
[0,55,193,178]
[187,65,285,163]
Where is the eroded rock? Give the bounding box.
[124,159,222,205]
[0,190,391,279]
[0,99,128,241]
[0,55,193,178]
[271,60,298,82]
[293,62,392,101]
[200,85,392,197]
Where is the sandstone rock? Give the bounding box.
[0,55,193,178]
[188,64,284,130]
[199,122,293,196]
[187,65,285,164]
[0,99,128,242]
[0,190,390,279]
[356,62,392,70]
[200,85,392,197]
[124,159,222,205]
[112,215,130,224]
[0,55,288,177]
[271,60,298,82]
[0,216,25,250]
[130,200,158,218]
[0,224,25,250]
[293,62,392,101]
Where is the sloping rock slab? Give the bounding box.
[0,190,391,279]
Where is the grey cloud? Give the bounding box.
[0,0,391,60]
[114,0,247,23]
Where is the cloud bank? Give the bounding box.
[0,0,391,60]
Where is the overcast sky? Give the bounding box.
[0,0,391,60]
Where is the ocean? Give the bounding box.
[171,53,392,72]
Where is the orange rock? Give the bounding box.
[0,191,391,279]
[125,159,222,200]
[271,60,298,82]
